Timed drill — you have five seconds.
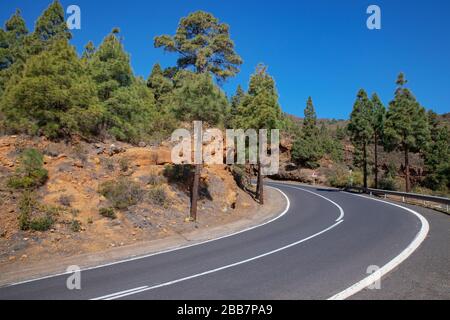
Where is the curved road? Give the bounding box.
[0,182,428,300]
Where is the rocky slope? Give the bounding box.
[0,135,255,268]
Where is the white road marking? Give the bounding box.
[328,192,430,300]
[93,220,344,300]
[4,186,290,288]
[269,183,345,221]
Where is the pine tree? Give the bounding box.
[370,93,386,189]
[87,29,133,101]
[0,39,103,139]
[235,64,282,204]
[423,111,450,190]
[291,97,323,169]
[155,11,242,218]
[170,71,228,125]
[34,0,71,42]
[82,41,96,60]
[384,73,430,192]
[0,9,29,92]
[303,97,318,136]
[225,85,245,128]
[147,63,174,110]
[154,11,243,82]
[348,89,374,189]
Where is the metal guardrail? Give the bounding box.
[345,186,450,212]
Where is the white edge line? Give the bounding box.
[96,220,344,300]
[3,186,290,288]
[269,183,345,222]
[328,192,430,300]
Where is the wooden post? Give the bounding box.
[258,163,264,205]
[190,164,201,221]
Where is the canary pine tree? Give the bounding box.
[348,89,373,189]
[292,97,323,169]
[384,73,430,192]
[370,93,386,189]
[154,11,243,83]
[234,64,282,204]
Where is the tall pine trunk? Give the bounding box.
[257,162,264,205]
[374,133,379,189]
[363,142,368,189]
[404,146,410,193]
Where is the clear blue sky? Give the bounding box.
[1,0,450,119]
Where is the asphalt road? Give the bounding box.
[0,182,434,300]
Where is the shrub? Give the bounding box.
[58,195,73,207]
[148,186,168,207]
[147,171,164,186]
[328,167,351,188]
[231,165,250,190]
[70,219,82,232]
[99,207,116,219]
[29,215,54,232]
[18,191,35,231]
[98,178,144,209]
[119,157,130,172]
[379,176,397,191]
[163,164,192,185]
[8,149,48,189]
[102,158,115,171]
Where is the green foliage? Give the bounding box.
[18,191,35,230]
[303,97,319,136]
[70,219,82,232]
[233,64,282,131]
[422,111,450,190]
[170,72,228,125]
[29,215,54,231]
[0,39,103,139]
[231,165,251,190]
[8,149,48,189]
[98,178,144,210]
[34,0,71,43]
[18,191,54,231]
[226,85,245,127]
[292,137,323,169]
[148,186,169,207]
[99,207,117,219]
[384,74,430,154]
[154,11,243,82]
[87,30,132,101]
[0,9,29,92]
[292,97,337,169]
[147,171,164,186]
[118,157,130,172]
[163,164,192,188]
[147,63,174,109]
[348,90,373,149]
[328,167,363,188]
[384,73,430,191]
[328,167,351,188]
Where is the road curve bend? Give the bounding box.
[0,182,428,300]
